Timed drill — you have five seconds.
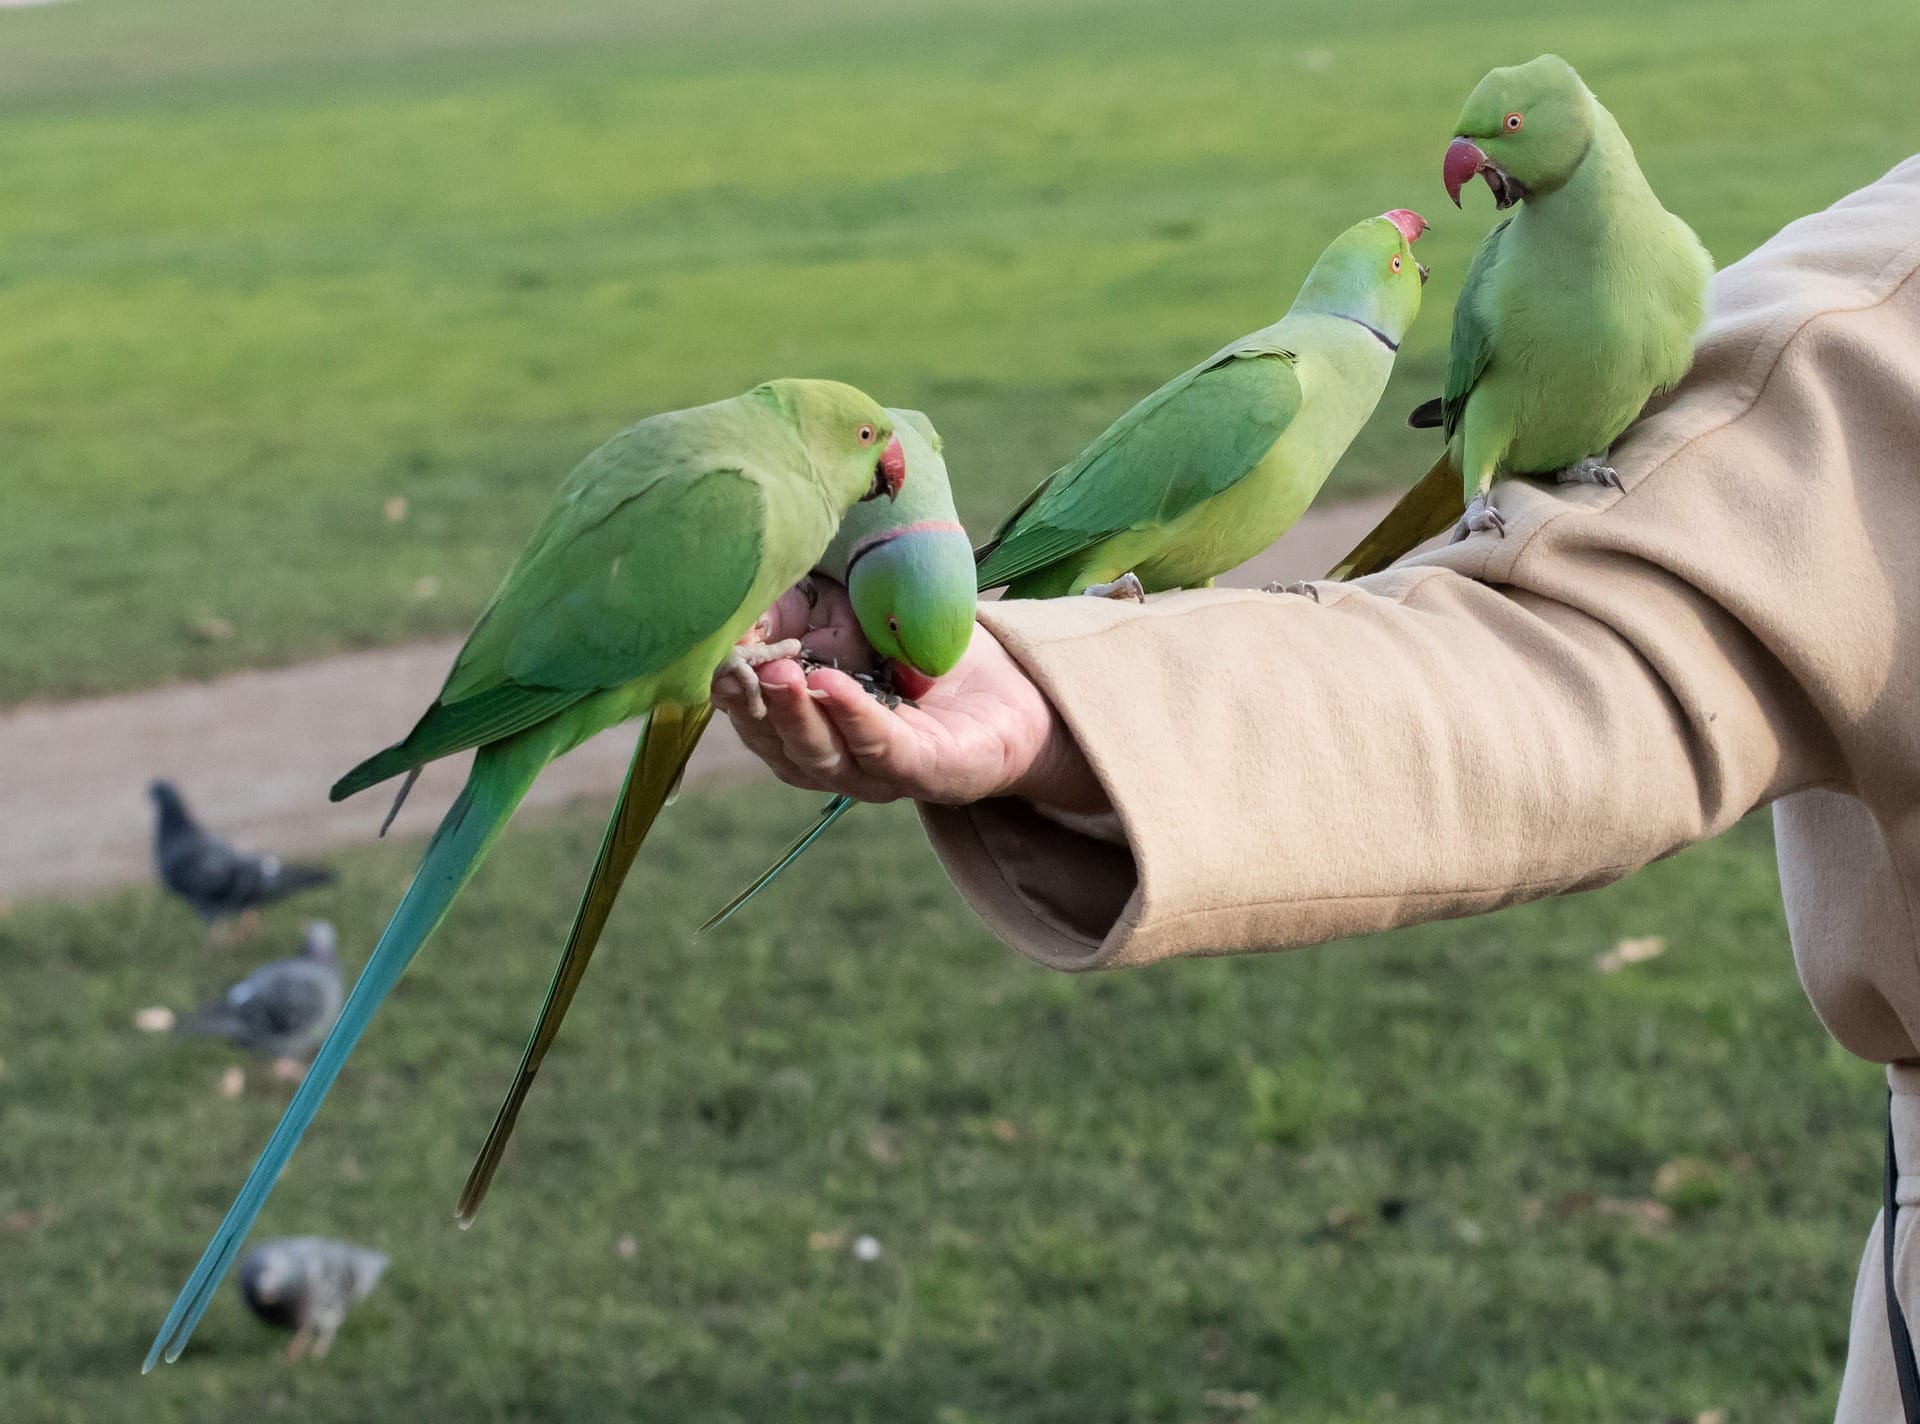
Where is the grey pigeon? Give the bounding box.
[237,1236,388,1361]
[178,921,344,1061]
[149,779,334,929]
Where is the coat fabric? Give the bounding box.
[919,155,1920,1417]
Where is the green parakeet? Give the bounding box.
[818,408,977,696]
[975,209,1429,598]
[703,211,1428,930]
[1330,54,1711,579]
[453,405,971,1223]
[695,407,975,931]
[145,379,908,1370]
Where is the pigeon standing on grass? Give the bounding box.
[148,780,334,935]
[237,1237,388,1362]
[178,922,344,1078]
[1329,55,1711,575]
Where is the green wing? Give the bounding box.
[1439,217,1510,440]
[333,458,764,800]
[974,348,1302,590]
[487,467,762,691]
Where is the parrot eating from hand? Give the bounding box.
[703,210,1428,930]
[696,407,975,929]
[145,379,907,1370]
[451,404,971,1224]
[1329,54,1712,579]
[814,408,977,702]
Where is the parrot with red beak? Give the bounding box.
[819,408,977,701]
[703,211,1429,931]
[1330,54,1711,577]
[976,208,1429,598]
[146,380,907,1366]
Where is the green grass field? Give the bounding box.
[2,0,1915,699]
[0,794,1883,1422]
[2,3,1910,1418]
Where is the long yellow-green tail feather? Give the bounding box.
[456,702,712,1226]
[1325,453,1463,581]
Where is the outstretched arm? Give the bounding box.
[715,158,1920,987]
[716,576,1106,814]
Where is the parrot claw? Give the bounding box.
[1555,456,1624,491]
[1261,580,1321,602]
[715,638,805,719]
[1452,495,1508,542]
[1083,572,1146,602]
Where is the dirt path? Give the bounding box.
[0,494,1396,903]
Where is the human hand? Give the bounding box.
[712,577,1109,815]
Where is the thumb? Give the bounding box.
[796,578,879,675]
[747,578,824,645]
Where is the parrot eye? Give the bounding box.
[886,615,901,635]
[856,424,876,446]
[1504,112,1523,132]
[1390,253,1403,274]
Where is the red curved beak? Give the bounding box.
[1443,137,1485,208]
[887,660,937,701]
[1383,208,1426,243]
[878,434,906,501]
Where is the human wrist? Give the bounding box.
[1004,705,1109,815]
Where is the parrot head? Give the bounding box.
[760,378,907,509]
[847,526,976,693]
[1291,209,1427,349]
[1444,55,1595,210]
[844,412,975,691]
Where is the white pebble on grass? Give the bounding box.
[852,1234,882,1262]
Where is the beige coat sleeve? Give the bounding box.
[922,157,1920,1007]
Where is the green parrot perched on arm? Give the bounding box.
[1329,54,1712,579]
[144,379,908,1370]
[703,210,1429,929]
[974,208,1429,599]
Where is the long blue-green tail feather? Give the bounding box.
[698,794,856,934]
[143,739,544,1371]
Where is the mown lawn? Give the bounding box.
[0,791,1882,1422]
[2,0,1915,698]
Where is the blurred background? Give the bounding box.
[1,0,1915,1418]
